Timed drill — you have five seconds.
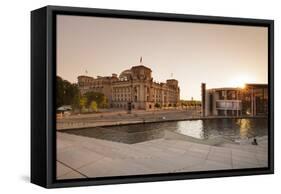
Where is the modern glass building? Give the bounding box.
[201,83,268,117]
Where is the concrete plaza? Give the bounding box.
[56,108,263,130]
[57,131,268,180]
[57,109,200,130]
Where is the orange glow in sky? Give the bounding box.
[57,15,268,100]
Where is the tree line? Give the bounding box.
[56,76,109,113]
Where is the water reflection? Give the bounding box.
[176,120,204,139]
[238,119,251,139]
[64,118,268,144]
[175,118,268,141]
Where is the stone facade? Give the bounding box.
[78,65,180,110]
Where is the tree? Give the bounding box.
[100,95,109,108]
[71,83,80,110]
[56,76,80,110]
[155,103,161,108]
[56,76,64,108]
[84,91,109,108]
[90,101,98,112]
[79,96,87,111]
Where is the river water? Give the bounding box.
[64,118,268,144]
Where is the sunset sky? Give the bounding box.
[57,15,268,100]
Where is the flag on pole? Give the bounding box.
[140,56,142,64]
[85,70,88,74]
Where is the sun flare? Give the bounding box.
[229,75,254,88]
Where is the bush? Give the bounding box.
[84,91,109,108]
[155,103,161,108]
[81,107,88,113]
[90,101,98,112]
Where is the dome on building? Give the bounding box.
[119,69,132,80]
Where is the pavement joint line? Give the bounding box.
[57,160,88,178]
[57,132,268,179]
[75,156,108,171]
[230,149,233,169]
[205,145,212,161]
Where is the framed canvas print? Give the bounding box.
[31,5,274,188]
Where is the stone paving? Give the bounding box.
[57,109,201,130]
[57,109,265,131]
[56,132,268,180]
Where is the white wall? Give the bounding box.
[0,0,279,193]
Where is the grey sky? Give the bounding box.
[57,15,268,100]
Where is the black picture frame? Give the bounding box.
[31,5,274,188]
